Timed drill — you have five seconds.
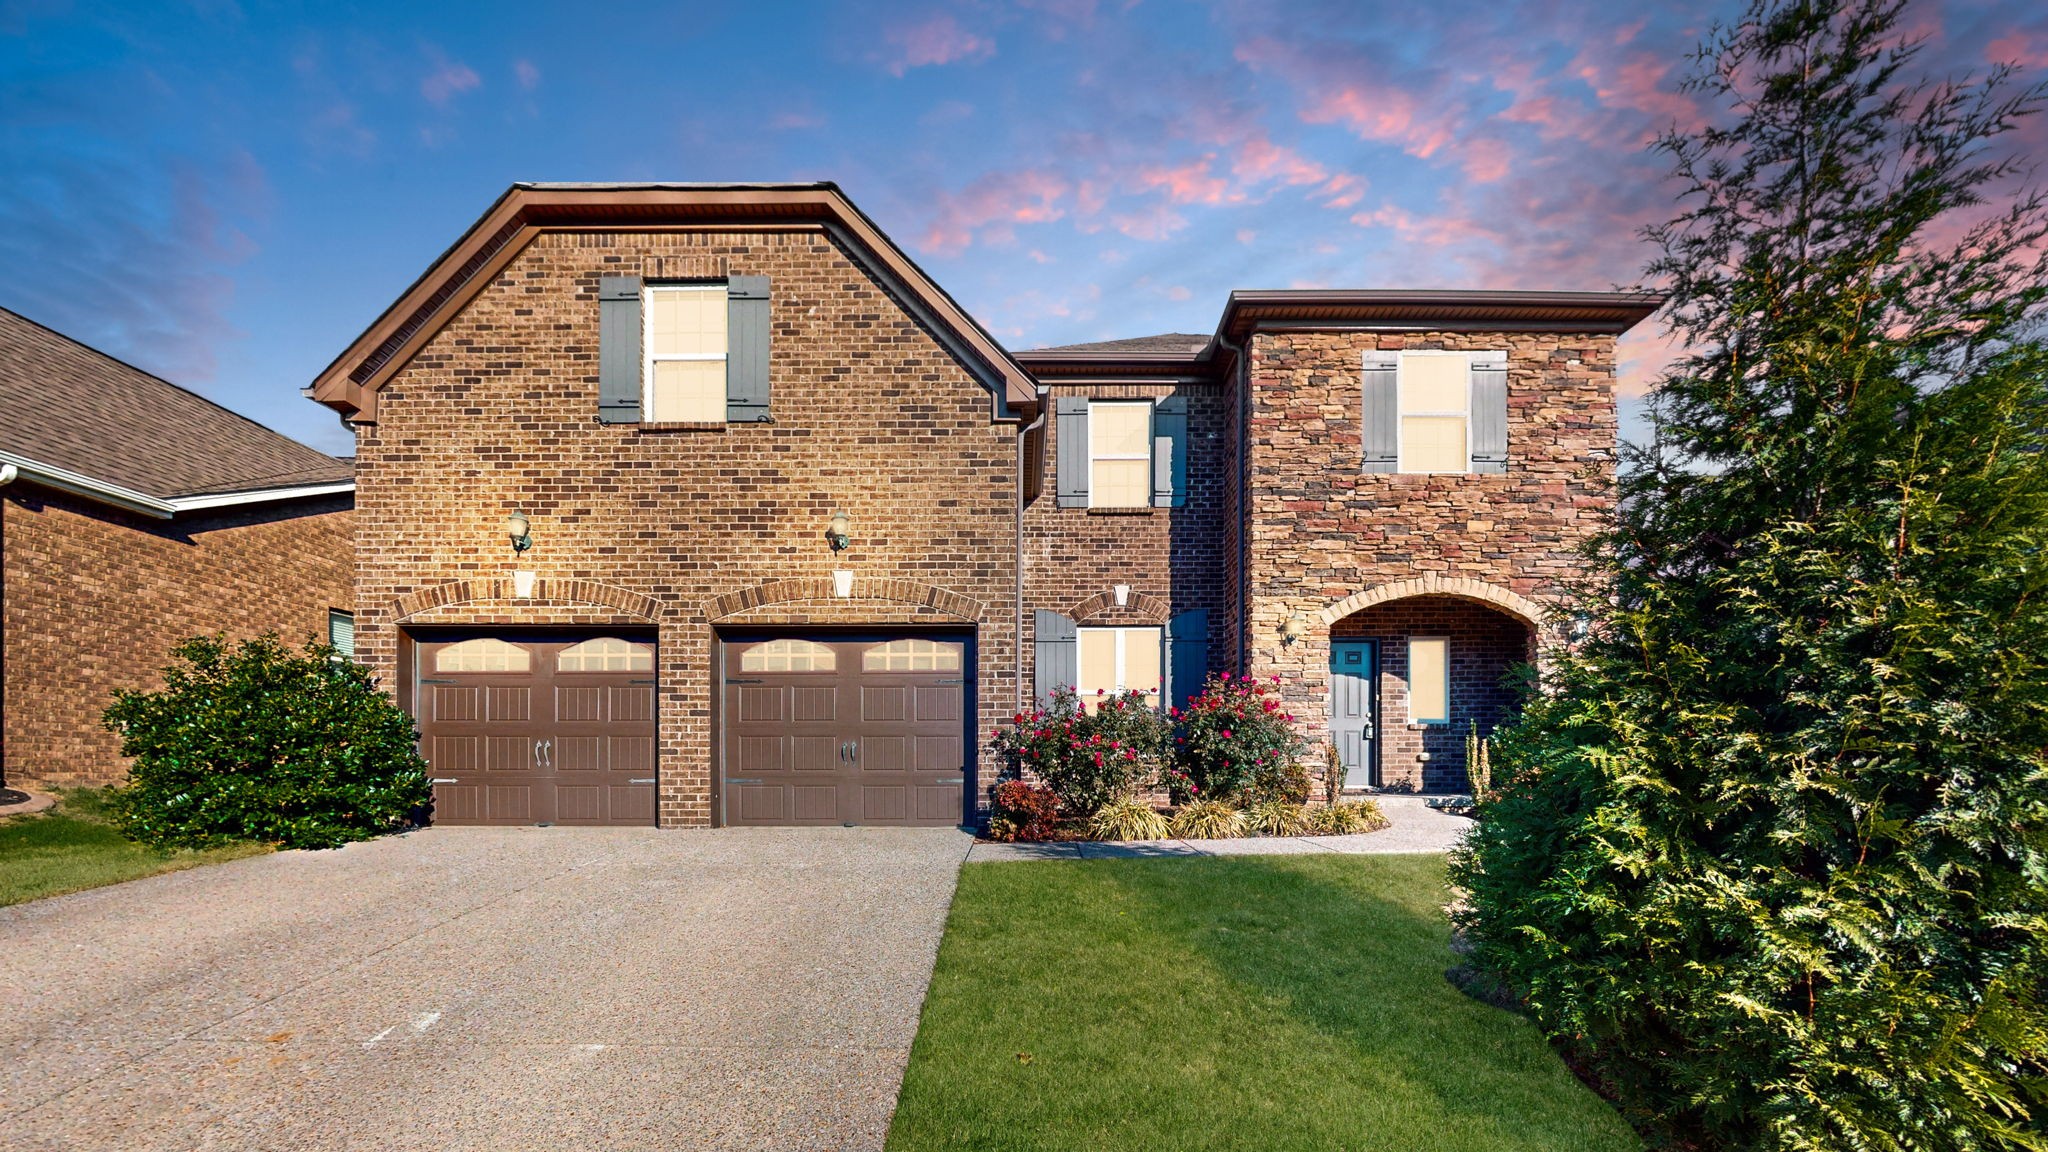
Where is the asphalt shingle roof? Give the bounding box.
[0,307,352,499]
[1028,332,1213,354]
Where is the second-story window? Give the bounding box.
[1089,400,1152,508]
[644,283,728,422]
[1398,352,1471,473]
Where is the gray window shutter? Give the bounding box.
[727,275,771,423]
[1362,352,1398,472]
[1152,395,1188,508]
[598,276,643,423]
[1034,610,1077,704]
[1055,397,1089,508]
[1163,610,1209,712]
[1469,354,1508,473]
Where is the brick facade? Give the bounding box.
[1,488,353,788]
[351,227,1020,827]
[1238,330,1618,787]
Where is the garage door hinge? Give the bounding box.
[724,677,763,684]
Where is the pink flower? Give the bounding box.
[1222,730,1232,739]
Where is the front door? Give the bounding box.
[1329,640,1378,788]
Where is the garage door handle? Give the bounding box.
[727,778,762,785]
[627,778,655,784]
[935,778,963,785]
[430,778,458,784]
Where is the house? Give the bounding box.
[0,308,356,789]
[306,182,1657,828]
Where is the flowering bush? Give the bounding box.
[989,686,1169,815]
[985,780,1062,842]
[1169,673,1304,803]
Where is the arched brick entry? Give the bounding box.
[1065,587,1170,625]
[703,577,983,622]
[393,576,667,622]
[1316,575,1550,630]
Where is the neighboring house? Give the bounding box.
[306,181,1656,828]
[0,308,356,789]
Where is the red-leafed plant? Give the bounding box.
[985,779,1062,842]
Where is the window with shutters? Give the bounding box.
[1398,352,1472,473]
[1088,401,1152,508]
[556,637,654,672]
[1077,626,1162,710]
[644,284,727,422]
[1408,637,1450,724]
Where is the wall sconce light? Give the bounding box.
[825,510,853,552]
[505,511,533,554]
[1280,612,1309,646]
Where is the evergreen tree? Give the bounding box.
[1451,1,2048,1147]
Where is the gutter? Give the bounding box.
[0,450,353,519]
[1015,390,1049,713]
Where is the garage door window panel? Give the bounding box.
[557,637,653,672]
[863,638,963,672]
[435,638,531,673]
[740,638,837,672]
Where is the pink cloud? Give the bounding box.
[1111,202,1188,241]
[1231,133,1327,187]
[918,168,1068,255]
[1318,172,1366,209]
[1237,37,1459,159]
[1459,136,1513,183]
[1571,50,1703,133]
[770,109,825,130]
[1137,156,1237,205]
[513,59,540,90]
[1987,31,2048,69]
[884,14,995,76]
[1236,229,1257,245]
[421,57,481,106]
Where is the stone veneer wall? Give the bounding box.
[352,226,1020,827]
[2,487,354,787]
[1237,329,1617,771]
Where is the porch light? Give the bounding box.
[825,510,853,552]
[505,511,533,554]
[1280,612,1309,645]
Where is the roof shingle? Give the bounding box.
[1027,333,1213,354]
[0,308,352,499]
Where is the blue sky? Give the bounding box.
[3,0,2042,456]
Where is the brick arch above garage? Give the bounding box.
[703,577,984,623]
[393,577,668,623]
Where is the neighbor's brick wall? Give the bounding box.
[1331,596,1533,791]
[1020,381,1229,701]
[2,487,353,788]
[1240,330,1617,773]
[353,226,1020,827]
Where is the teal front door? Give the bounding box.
[1329,641,1378,788]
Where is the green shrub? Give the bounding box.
[1168,799,1245,840]
[1307,802,1388,836]
[1088,796,1170,842]
[1242,799,1311,837]
[991,687,1167,816]
[1452,4,2048,1147]
[104,634,430,851]
[1168,673,1304,803]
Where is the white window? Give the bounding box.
[434,638,531,674]
[327,610,354,661]
[739,638,836,673]
[556,637,654,672]
[863,638,963,672]
[1088,401,1152,509]
[1408,637,1449,724]
[645,283,727,422]
[1398,352,1471,473]
[1077,626,1162,710]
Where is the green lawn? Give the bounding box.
[888,854,1638,1152]
[0,789,270,908]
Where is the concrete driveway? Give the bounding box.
[0,825,970,1151]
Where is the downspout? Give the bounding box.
[1210,332,1248,673]
[1015,389,1048,713]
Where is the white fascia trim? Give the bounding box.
[0,450,353,518]
[167,481,355,512]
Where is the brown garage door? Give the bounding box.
[721,635,968,827]
[414,633,657,826]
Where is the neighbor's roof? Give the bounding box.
[0,307,353,511]
[307,181,1041,421]
[1032,333,1214,354]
